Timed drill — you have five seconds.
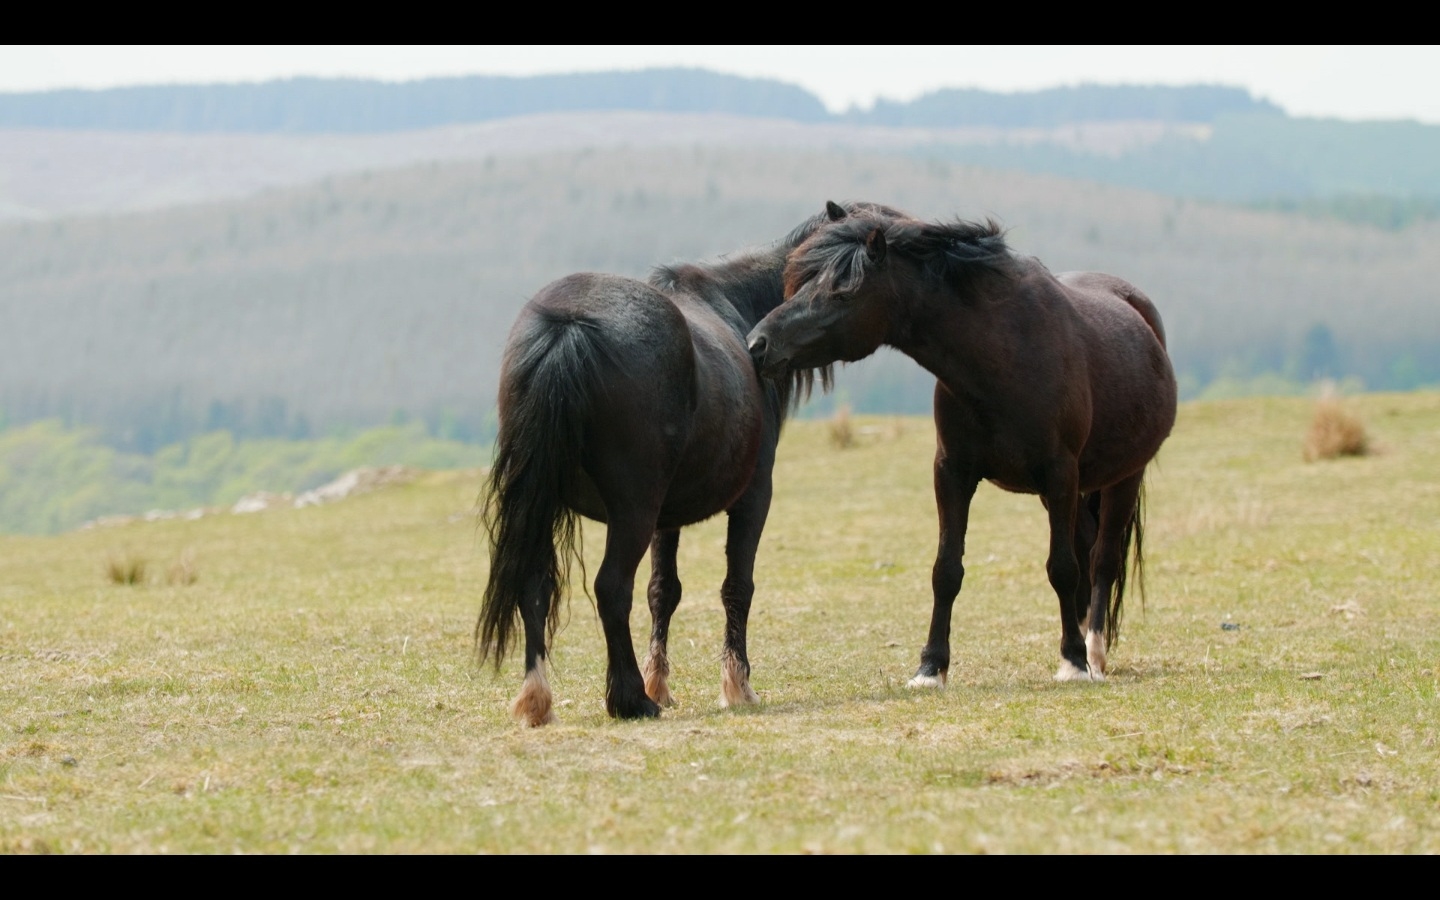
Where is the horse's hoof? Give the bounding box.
[719,680,760,708]
[906,672,946,689]
[1054,659,1101,682]
[719,652,760,707]
[510,667,558,726]
[515,707,558,727]
[609,695,662,720]
[1085,630,1109,677]
[642,652,677,708]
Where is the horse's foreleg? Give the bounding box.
[595,513,662,720]
[1045,462,1093,682]
[642,529,682,707]
[512,572,558,726]
[1086,472,1145,677]
[910,459,978,689]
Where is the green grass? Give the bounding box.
[2,393,1438,853]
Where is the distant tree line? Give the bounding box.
[0,75,1273,133]
[919,113,1440,209]
[1245,194,1440,231]
[88,395,495,456]
[0,70,829,132]
[0,419,486,535]
[848,84,1281,127]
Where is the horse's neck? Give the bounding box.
[888,279,996,389]
[688,252,788,330]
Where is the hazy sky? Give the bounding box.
[3,45,1438,124]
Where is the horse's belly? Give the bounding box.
[1078,379,1177,490]
[658,335,766,527]
[566,470,609,523]
[659,411,764,527]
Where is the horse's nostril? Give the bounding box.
[748,335,768,359]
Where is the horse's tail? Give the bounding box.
[476,315,602,670]
[1106,479,1147,650]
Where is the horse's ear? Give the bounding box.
[826,200,846,221]
[866,228,887,264]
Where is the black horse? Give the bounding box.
[478,202,904,725]
[748,203,1177,683]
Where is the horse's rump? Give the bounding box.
[1053,272,1177,490]
[1056,271,1169,350]
[512,273,768,528]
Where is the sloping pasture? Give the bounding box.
[2,393,1437,852]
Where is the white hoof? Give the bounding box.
[642,647,677,708]
[510,664,559,726]
[1085,630,1108,679]
[719,650,760,708]
[1054,659,1096,682]
[906,672,946,689]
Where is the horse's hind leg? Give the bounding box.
[642,529,682,707]
[716,502,764,708]
[716,446,776,708]
[1071,493,1100,629]
[1085,472,1145,677]
[512,573,559,726]
[595,511,664,720]
[1043,461,1093,682]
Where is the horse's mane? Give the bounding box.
[646,202,909,414]
[785,214,1015,299]
[648,200,912,299]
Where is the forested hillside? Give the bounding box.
[928,113,1440,210]
[3,77,1436,223]
[3,73,1437,534]
[3,146,1435,454]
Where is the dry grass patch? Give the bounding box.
[104,555,147,585]
[828,403,854,449]
[1304,384,1369,461]
[167,550,199,586]
[4,400,1440,853]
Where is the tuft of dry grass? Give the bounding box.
[828,403,854,449]
[104,556,147,585]
[167,550,198,586]
[1304,383,1369,461]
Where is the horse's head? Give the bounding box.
[748,209,897,379]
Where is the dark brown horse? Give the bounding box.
[747,202,1177,683]
[477,202,905,725]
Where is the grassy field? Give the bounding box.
[2,392,1438,853]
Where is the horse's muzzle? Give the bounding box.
[747,333,788,379]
